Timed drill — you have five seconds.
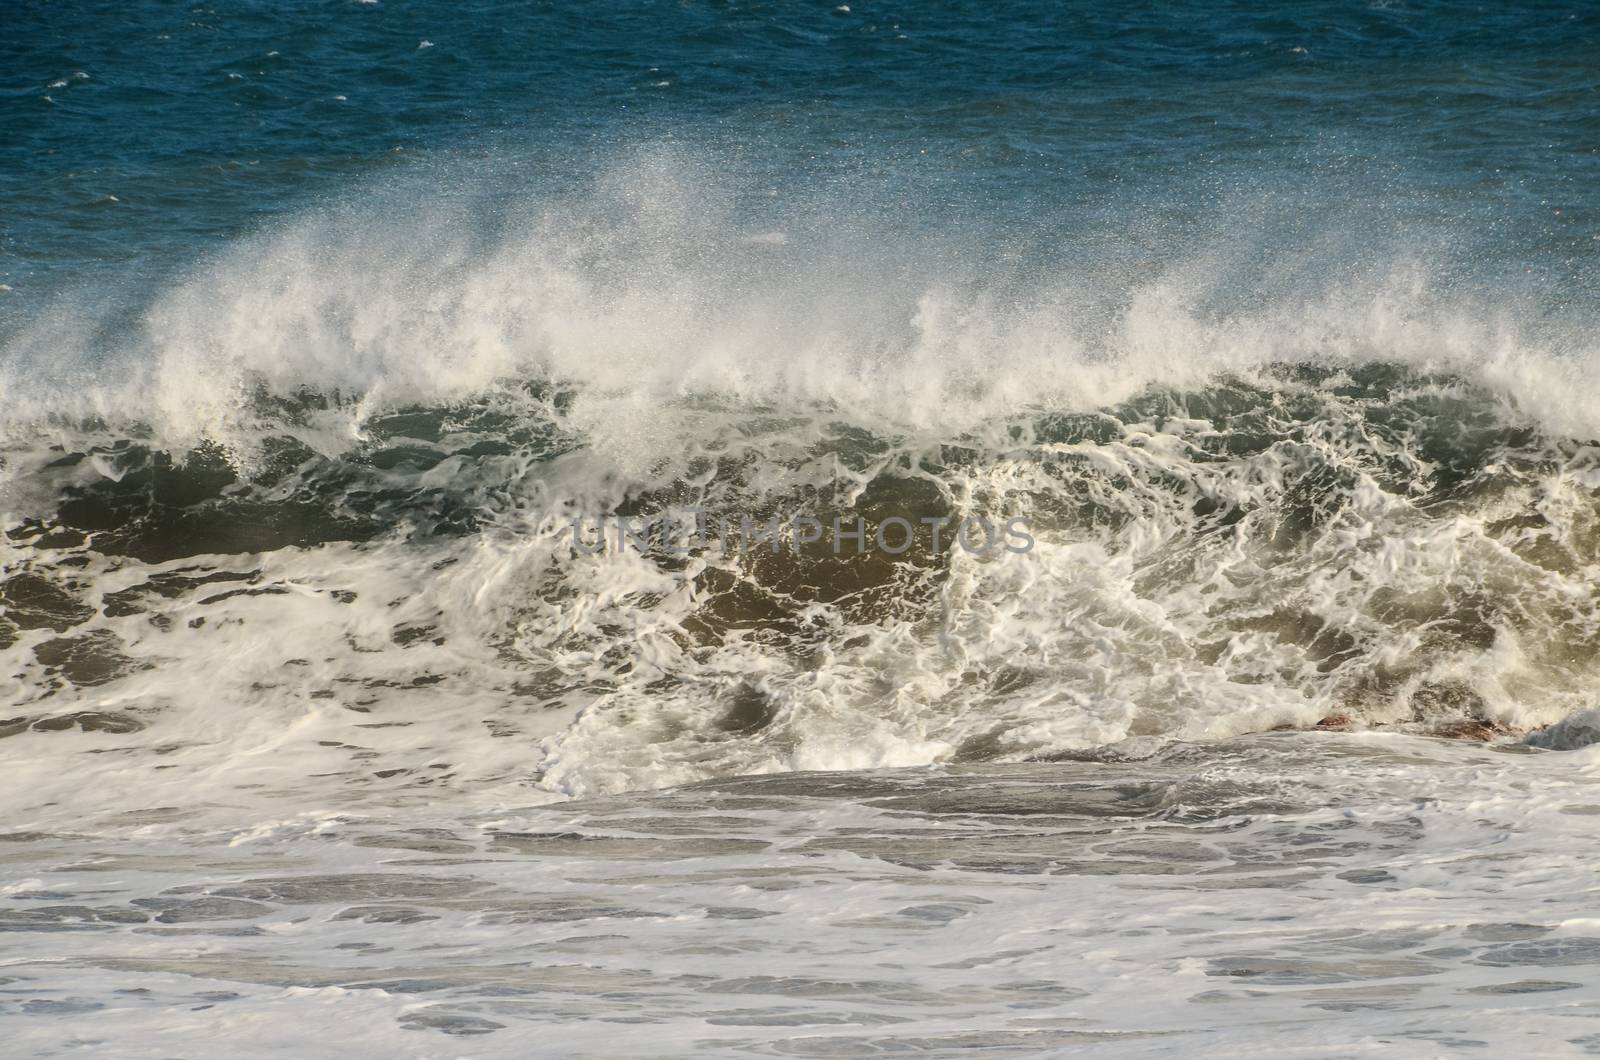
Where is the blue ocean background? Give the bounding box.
[5,0,1599,326]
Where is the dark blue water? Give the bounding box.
[5,0,1599,321]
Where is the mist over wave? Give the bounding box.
[5,146,1597,448]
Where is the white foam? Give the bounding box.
[4,148,1600,814]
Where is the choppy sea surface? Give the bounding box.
[5,2,1600,1055]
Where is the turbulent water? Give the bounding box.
[6,1,1600,1055]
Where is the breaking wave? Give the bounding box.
[4,152,1600,806]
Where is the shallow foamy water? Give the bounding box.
[5,733,1600,1057]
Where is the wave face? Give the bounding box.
[5,166,1600,807]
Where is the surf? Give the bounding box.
[4,151,1600,811]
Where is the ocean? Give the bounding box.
[4,1,1600,1055]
